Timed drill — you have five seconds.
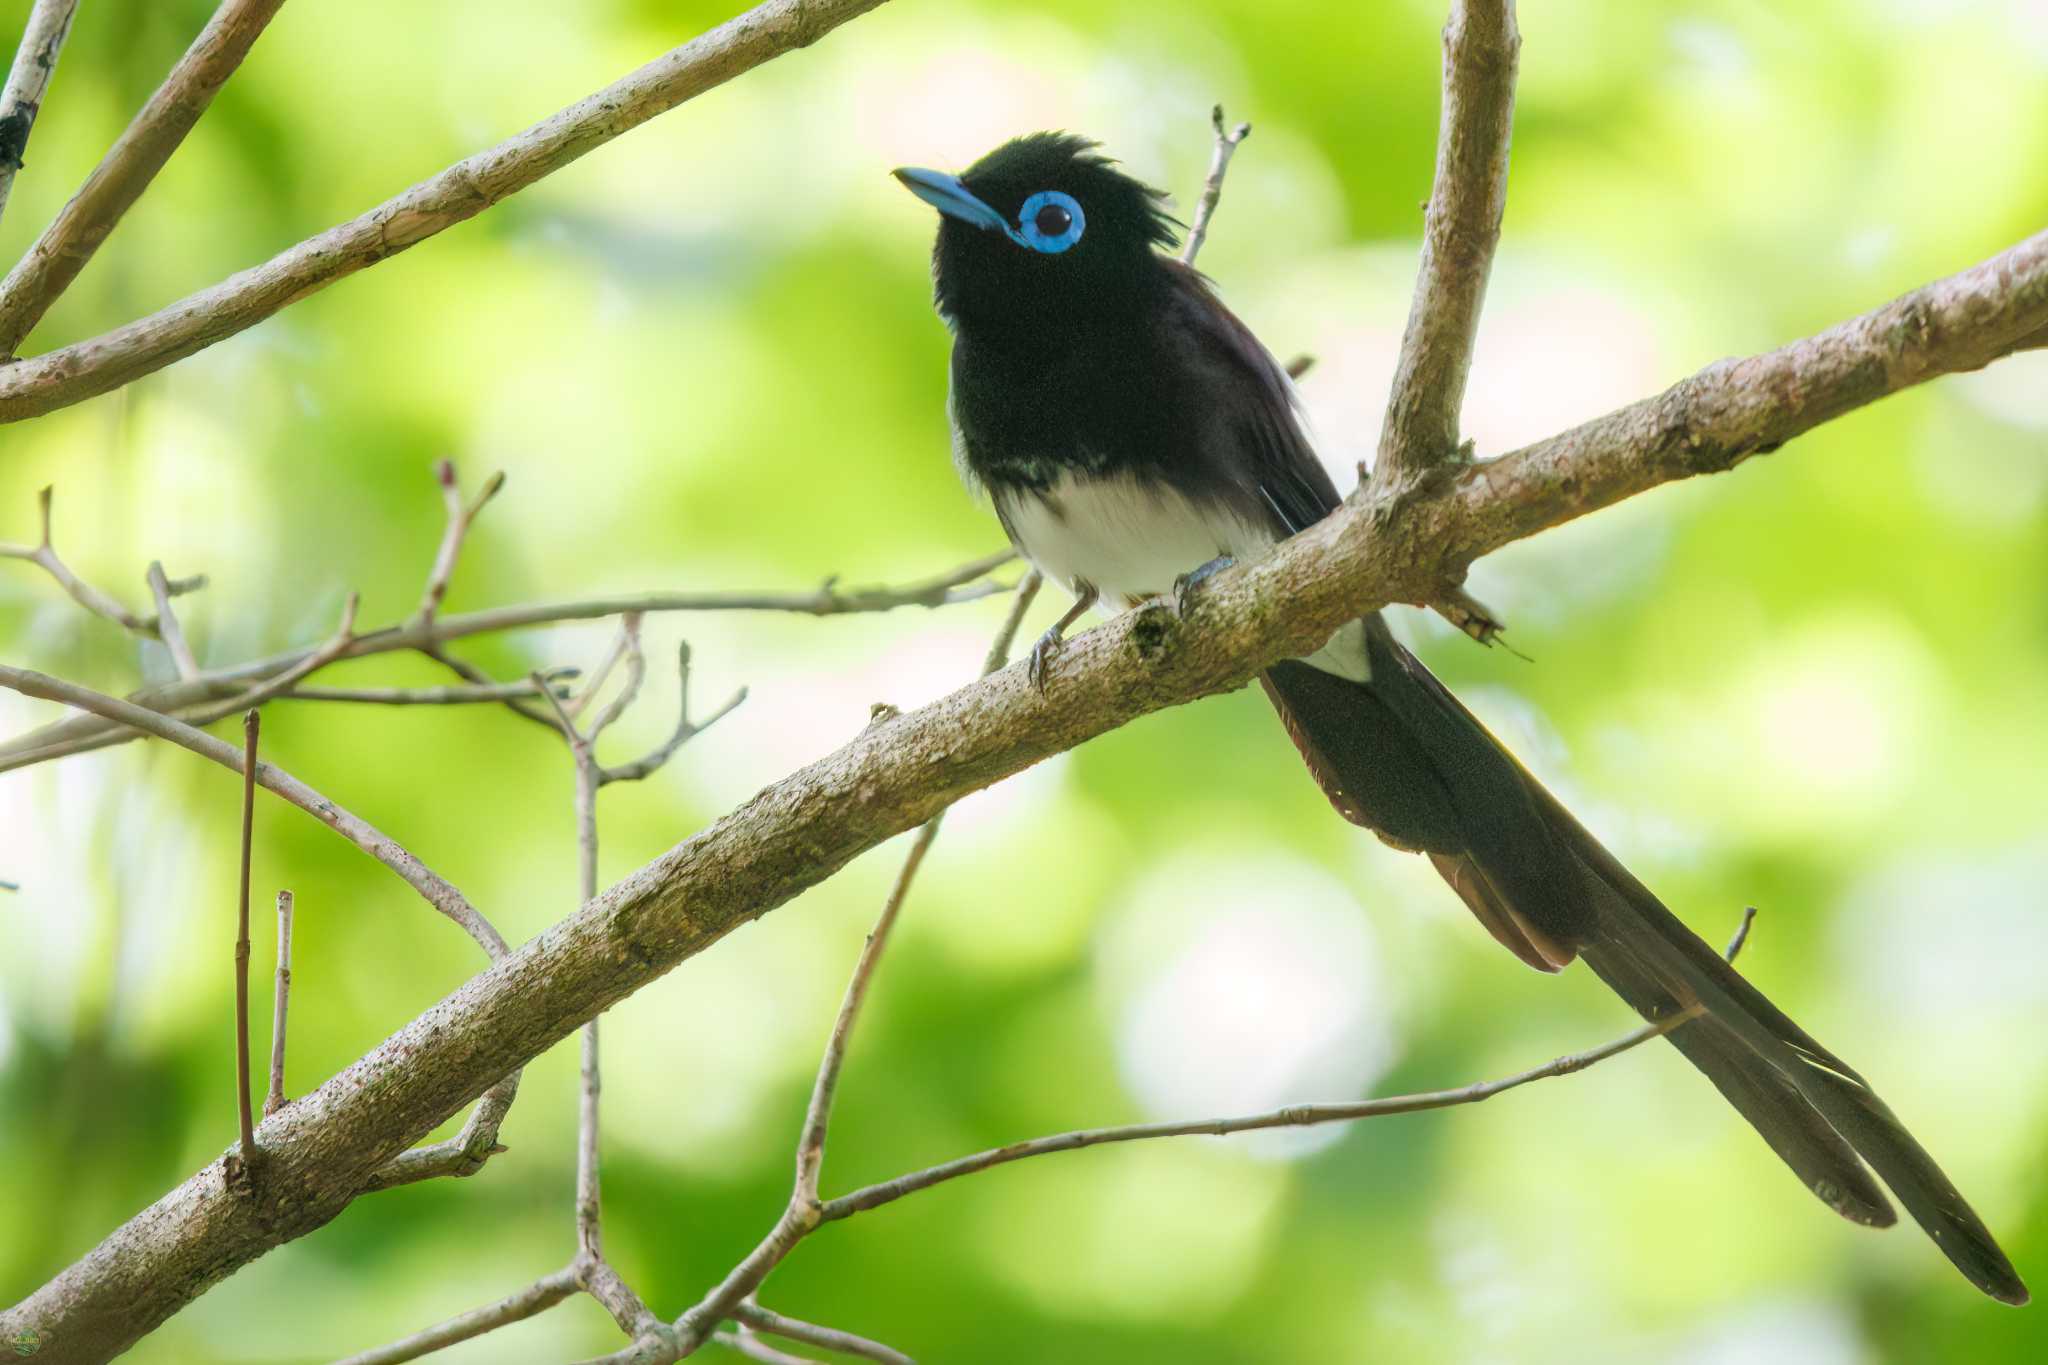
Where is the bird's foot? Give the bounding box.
[1026,625,1065,693]
[1172,555,1236,617]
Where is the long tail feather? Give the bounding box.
[1260,620,2027,1305]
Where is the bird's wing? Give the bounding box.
[1156,259,1338,539]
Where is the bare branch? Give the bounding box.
[188,592,360,722]
[1433,584,1510,650]
[277,676,569,706]
[0,549,1011,775]
[1375,0,1520,487]
[0,0,291,354]
[1,487,160,637]
[709,1329,814,1365]
[0,664,507,960]
[796,574,1041,1203]
[414,460,504,630]
[0,0,893,421]
[680,573,1042,1355]
[0,0,81,233]
[598,644,748,787]
[232,711,260,1171]
[823,920,1772,1233]
[145,561,201,678]
[5,229,2041,1361]
[824,1004,1698,1222]
[265,890,293,1118]
[1179,105,1250,268]
[357,1074,518,1192]
[333,1267,580,1365]
[732,1302,913,1365]
[582,614,647,743]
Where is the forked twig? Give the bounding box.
[1181,104,1251,268]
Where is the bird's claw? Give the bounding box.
[1027,626,1062,693]
[1172,555,1236,618]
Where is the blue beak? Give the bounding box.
[892,167,1013,237]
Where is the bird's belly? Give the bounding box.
[990,470,1371,684]
[992,472,1273,609]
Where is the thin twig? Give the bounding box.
[0,664,507,959]
[820,913,1755,1222]
[568,627,636,722]
[181,592,361,726]
[146,561,201,679]
[0,0,893,421]
[0,487,164,637]
[1375,0,1520,487]
[1434,583,1515,651]
[278,676,570,706]
[733,1302,913,1365]
[0,0,293,354]
[823,1008,1698,1221]
[358,1075,519,1191]
[265,890,293,1117]
[0,0,81,236]
[673,573,1042,1356]
[333,1267,581,1365]
[712,1329,814,1365]
[797,572,1040,1205]
[582,613,647,742]
[532,624,735,1350]
[598,643,748,787]
[0,547,1015,774]
[1180,105,1250,268]
[414,460,505,630]
[233,711,260,1169]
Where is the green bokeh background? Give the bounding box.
[3,1,2046,1361]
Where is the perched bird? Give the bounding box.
[895,132,2026,1304]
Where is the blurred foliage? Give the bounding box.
[2,0,2046,1361]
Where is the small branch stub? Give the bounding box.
[266,890,294,1117]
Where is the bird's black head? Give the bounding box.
[894,133,1178,335]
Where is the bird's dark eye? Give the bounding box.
[1016,190,1085,254]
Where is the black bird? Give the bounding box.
[895,132,2027,1304]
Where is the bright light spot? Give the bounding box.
[1667,1300,1868,1365]
[603,912,840,1176]
[1953,350,2048,432]
[972,1141,1287,1321]
[1836,842,2048,1021]
[1730,615,1937,826]
[1096,854,1399,1160]
[1465,283,1665,456]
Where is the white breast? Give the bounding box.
[993,471,1273,609]
[990,471,1371,682]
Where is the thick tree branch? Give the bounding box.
[1375,0,1519,486]
[0,0,891,422]
[3,230,2042,1365]
[0,0,81,232]
[0,0,291,355]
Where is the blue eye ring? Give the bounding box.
[1016,190,1085,254]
